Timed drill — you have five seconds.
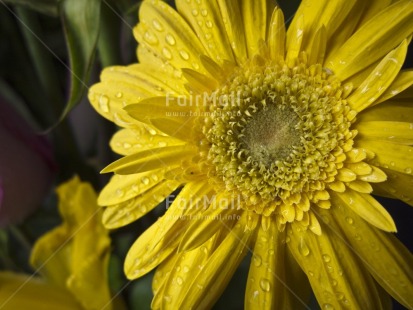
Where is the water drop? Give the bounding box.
[134,258,141,266]
[405,168,412,174]
[205,20,213,28]
[141,177,150,185]
[354,234,362,241]
[152,19,164,31]
[326,265,334,273]
[196,284,204,290]
[183,266,189,273]
[115,92,123,98]
[298,237,310,256]
[389,267,398,275]
[323,303,334,310]
[201,9,208,16]
[116,189,124,197]
[308,271,314,277]
[176,276,183,285]
[162,47,172,59]
[390,161,395,166]
[322,254,331,262]
[165,33,176,45]
[163,295,172,303]
[345,217,354,225]
[336,292,344,300]
[179,50,190,60]
[151,174,159,182]
[192,9,199,16]
[158,141,167,147]
[144,31,158,45]
[259,278,271,292]
[99,95,110,113]
[370,242,380,252]
[331,279,338,287]
[253,254,262,267]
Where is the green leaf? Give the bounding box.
[2,0,59,16]
[58,0,101,121]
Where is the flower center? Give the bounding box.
[200,60,356,218]
[242,104,301,167]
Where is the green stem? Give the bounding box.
[97,2,123,67]
[15,7,65,120]
[8,225,32,254]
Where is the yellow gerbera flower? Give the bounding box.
[0,176,115,310]
[89,0,413,308]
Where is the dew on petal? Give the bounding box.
[165,33,176,46]
[259,278,271,292]
[299,237,310,256]
[99,95,110,113]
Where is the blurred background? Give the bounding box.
[0,0,412,309]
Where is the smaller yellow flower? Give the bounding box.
[0,176,114,310]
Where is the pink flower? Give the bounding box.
[0,96,55,227]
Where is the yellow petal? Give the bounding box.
[357,100,413,123]
[177,212,254,309]
[347,39,408,112]
[0,272,81,310]
[125,96,193,124]
[336,168,357,182]
[326,0,413,81]
[307,26,326,65]
[357,166,387,183]
[345,162,372,175]
[88,64,183,127]
[136,44,187,91]
[287,0,356,55]
[375,69,413,104]
[346,180,373,194]
[150,118,196,142]
[110,127,184,156]
[216,0,247,62]
[175,0,235,63]
[332,190,396,232]
[31,177,112,309]
[181,68,219,94]
[287,219,385,310]
[268,7,285,61]
[325,1,368,57]
[161,235,218,309]
[245,219,288,309]
[241,0,274,57]
[102,180,180,229]
[286,14,303,66]
[357,0,393,28]
[98,170,165,206]
[330,199,413,308]
[357,121,413,145]
[179,192,241,251]
[374,168,413,206]
[101,144,196,175]
[356,140,413,175]
[134,0,207,74]
[124,181,212,278]
[151,254,178,308]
